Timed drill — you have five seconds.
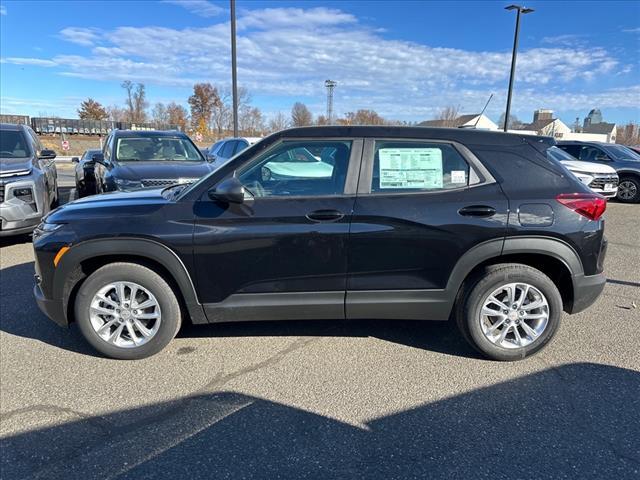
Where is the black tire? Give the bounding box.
[74,262,182,360]
[456,263,562,361]
[617,176,640,203]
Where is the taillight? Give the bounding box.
[556,193,606,220]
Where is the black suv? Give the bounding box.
[33,127,607,361]
[92,130,214,192]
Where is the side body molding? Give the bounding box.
[54,238,207,325]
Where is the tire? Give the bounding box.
[74,262,182,360]
[456,263,562,361]
[617,176,640,203]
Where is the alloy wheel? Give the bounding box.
[618,180,637,201]
[89,281,162,348]
[479,282,549,349]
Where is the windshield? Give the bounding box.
[82,149,101,160]
[0,130,30,158]
[603,144,640,161]
[547,146,577,162]
[115,136,203,162]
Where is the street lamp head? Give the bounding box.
[505,4,534,13]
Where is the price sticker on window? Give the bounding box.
[378,148,443,189]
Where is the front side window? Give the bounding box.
[371,141,470,193]
[0,130,30,158]
[238,140,352,197]
[579,146,608,162]
[115,136,203,162]
[220,141,237,158]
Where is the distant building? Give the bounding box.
[419,113,498,130]
[582,122,617,143]
[512,110,570,139]
[533,109,554,123]
[583,108,603,129]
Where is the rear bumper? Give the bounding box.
[34,282,67,327]
[569,272,606,314]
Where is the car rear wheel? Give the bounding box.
[456,264,562,361]
[617,176,640,203]
[74,262,182,359]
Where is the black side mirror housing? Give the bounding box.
[208,176,245,204]
[39,149,57,160]
[91,153,106,166]
[71,157,80,163]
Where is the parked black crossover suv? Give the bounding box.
[92,130,213,192]
[33,127,607,361]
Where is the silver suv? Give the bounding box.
[0,123,59,236]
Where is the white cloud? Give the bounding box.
[162,0,223,18]
[1,57,58,67]
[0,5,7,15]
[59,27,101,46]
[3,6,637,121]
[622,27,640,33]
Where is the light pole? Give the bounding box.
[503,4,534,132]
[230,0,239,137]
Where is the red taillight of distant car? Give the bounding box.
[556,193,607,221]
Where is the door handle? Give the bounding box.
[306,209,345,222]
[458,205,496,217]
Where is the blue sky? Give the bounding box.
[1,0,639,125]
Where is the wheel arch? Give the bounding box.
[54,238,206,326]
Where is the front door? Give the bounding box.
[346,138,509,320]
[193,138,362,322]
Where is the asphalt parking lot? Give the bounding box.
[1,179,638,478]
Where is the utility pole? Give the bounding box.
[503,5,534,132]
[230,0,239,137]
[325,80,337,124]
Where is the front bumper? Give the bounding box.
[34,282,68,327]
[569,272,606,314]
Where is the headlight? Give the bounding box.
[114,178,142,189]
[569,171,594,185]
[33,221,64,239]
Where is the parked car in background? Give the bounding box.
[627,145,640,156]
[206,137,262,168]
[0,123,58,236]
[34,126,607,361]
[557,141,640,203]
[546,146,618,198]
[92,130,214,192]
[73,148,102,197]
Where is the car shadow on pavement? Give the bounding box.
[1,362,638,479]
[0,261,95,356]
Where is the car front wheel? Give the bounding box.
[74,262,182,359]
[456,264,562,361]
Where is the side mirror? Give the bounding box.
[39,149,57,160]
[91,153,106,166]
[71,157,80,163]
[208,176,245,204]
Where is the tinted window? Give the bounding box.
[371,142,470,192]
[238,141,351,197]
[547,146,576,162]
[603,144,640,161]
[234,140,249,155]
[0,130,30,158]
[115,136,203,162]
[557,145,581,158]
[579,146,608,162]
[220,141,237,158]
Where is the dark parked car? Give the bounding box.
[557,141,640,203]
[1,123,58,236]
[92,130,213,192]
[72,148,102,197]
[34,126,607,361]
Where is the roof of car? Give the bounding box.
[557,140,606,146]
[112,129,187,138]
[269,126,551,147]
[0,123,25,131]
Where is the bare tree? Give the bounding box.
[268,112,290,133]
[151,103,169,125]
[77,98,108,120]
[339,109,386,126]
[498,113,523,130]
[616,122,640,146]
[211,89,231,136]
[291,102,313,127]
[121,80,148,123]
[315,114,330,126]
[106,105,127,123]
[239,106,265,136]
[436,105,460,127]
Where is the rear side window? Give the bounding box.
[371,141,470,193]
[221,141,237,158]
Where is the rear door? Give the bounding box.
[346,138,509,320]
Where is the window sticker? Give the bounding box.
[378,148,443,189]
[450,170,467,184]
